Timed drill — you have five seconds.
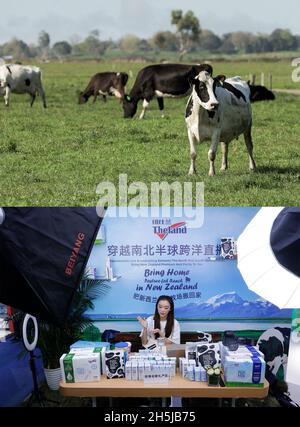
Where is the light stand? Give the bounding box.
[22,314,59,407]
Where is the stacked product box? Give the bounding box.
[69,344,109,375]
[179,342,221,382]
[60,352,101,383]
[222,345,266,387]
[179,357,207,382]
[220,343,264,364]
[125,353,177,381]
[70,340,110,350]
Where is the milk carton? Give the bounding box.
[105,350,126,379]
[197,342,221,369]
[60,352,101,383]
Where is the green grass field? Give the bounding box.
[0,60,299,206]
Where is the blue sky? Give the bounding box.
[1,0,299,44]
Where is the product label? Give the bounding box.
[251,356,262,384]
[63,353,75,383]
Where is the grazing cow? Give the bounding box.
[185,68,256,176]
[123,63,211,119]
[248,83,275,102]
[78,72,129,104]
[0,64,47,107]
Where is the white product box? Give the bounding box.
[131,361,138,381]
[224,354,266,387]
[69,346,107,375]
[60,352,101,383]
[125,361,132,380]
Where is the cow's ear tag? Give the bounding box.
[126,95,131,101]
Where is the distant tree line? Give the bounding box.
[1,10,299,61]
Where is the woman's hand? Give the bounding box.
[152,328,163,337]
[137,316,148,329]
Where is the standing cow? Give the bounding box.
[78,72,128,104]
[123,63,211,119]
[185,67,256,176]
[0,64,47,107]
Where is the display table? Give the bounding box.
[60,374,269,407]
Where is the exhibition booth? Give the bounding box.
[0,207,299,407]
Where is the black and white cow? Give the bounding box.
[185,68,256,176]
[0,64,47,107]
[78,72,128,104]
[123,63,211,119]
[257,327,290,378]
[248,83,276,102]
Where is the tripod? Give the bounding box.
[22,314,60,407]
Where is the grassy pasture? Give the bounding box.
[0,60,299,206]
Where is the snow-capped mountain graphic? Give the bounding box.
[205,292,244,306]
[90,292,291,319]
[174,292,292,318]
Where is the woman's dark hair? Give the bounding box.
[153,295,174,340]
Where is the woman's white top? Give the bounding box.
[140,316,181,344]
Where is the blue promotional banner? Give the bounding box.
[86,207,291,331]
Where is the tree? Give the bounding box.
[199,30,221,51]
[171,9,201,59]
[73,31,106,57]
[138,38,151,52]
[269,29,297,51]
[295,35,300,50]
[119,34,141,52]
[38,30,50,59]
[2,38,31,59]
[249,35,271,53]
[151,31,178,51]
[38,31,50,49]
[220,35,237,54]
[229,32,255,53]
[52,41,72,57]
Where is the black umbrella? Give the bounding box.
[0,207,105,324]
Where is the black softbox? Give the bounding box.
[0,207,105,325]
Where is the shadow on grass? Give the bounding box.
[256,165,300,175]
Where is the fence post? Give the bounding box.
[261,72,265,86]
[269,73,273,90]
